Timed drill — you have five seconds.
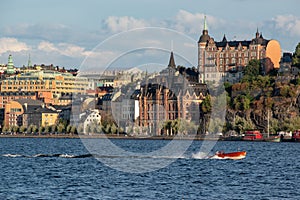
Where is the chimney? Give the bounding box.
[41,104,45,108]
[24,103,27,111]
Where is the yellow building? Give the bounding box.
[0,70,89,103]
[41,110,59,127]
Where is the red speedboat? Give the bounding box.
[211,151,247,160]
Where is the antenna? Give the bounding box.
[171,40,174,52]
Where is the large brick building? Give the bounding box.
[138,52,207,135]
[198,16,281,83]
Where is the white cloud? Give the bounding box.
[0,37,30,55]
[272,15,300,36]
[38,41,86,57]
[104,16,149,33]
[38,41,58,52]
[173,10,225,34]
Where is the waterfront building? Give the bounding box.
[110,89,140,131]
[0,91,38,126]
[4,99,43,127]
[4,99,59,128]
[138,52,206,135]
[82,109,101,134]
[198,16,281,83]
[0,70,89,103]
[0,92,38,109]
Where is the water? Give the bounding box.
[0,138,299,199]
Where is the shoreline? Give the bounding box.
[0,134,295,142]
[0,133,220,141]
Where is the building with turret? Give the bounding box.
[137,51,207,135]
[198,16,281,83]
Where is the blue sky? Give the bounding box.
[0,0,299,71]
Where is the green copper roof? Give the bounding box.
[7,54,15,74]
[27,54,32,67]
[203,15,208,31]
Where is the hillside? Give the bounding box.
[224,74,300,134]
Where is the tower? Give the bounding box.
[168,51,176,68]
[27,54,32,68]
[197,16,210,83]
[7,54,15,74]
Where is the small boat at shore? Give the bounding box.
[264,135,281,142]
[211,151,247,160]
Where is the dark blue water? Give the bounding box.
[0,138,299,199]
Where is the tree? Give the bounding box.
[57,123,65,134]
[292,42,300,67]
[19,126,26,133]
[51,125,57,134]
[66,125,72,133]
[70,126,77,134]
[44,126,50,134]
[234,116,254,134]
[244,59,261,78]
[31,125,38,134]
[12,126,19,133]
[110,124,117,134]
[2,126,8,133]
[38,126,44,135]
[201,95,212,113]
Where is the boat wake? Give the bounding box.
[2,153,94,158]
[2,152,245,160]
[191,151,212,159]
[1,153,187,159]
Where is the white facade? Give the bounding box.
[83,109,101,134]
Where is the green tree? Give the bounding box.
[12,126,19,133]
[201,95,212,113]
[110,124,117,134]
[2,126,8,133]
[19,126,26,133]
[234,116,254,134]
[244,59,260,76]
[44,126,50,134]
[292,42,300,67]
[280,85,290,97]
[66,125,72,133]
[57,123,65,134]
[31,125,38,133]
[77,124,84,134]
[51,125,57,133]
[70,126,77,134]
[104,124,111,134]
[38,126,44,135]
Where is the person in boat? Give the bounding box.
[215,151,224,156]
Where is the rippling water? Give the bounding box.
[0,138,299,199]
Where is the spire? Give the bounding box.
[198,15,211,43]
[260,32,263,38]
[222,34,227,42]
[256,28,259,38]
[27,54,32,67]
[203,15,208,31]
[168,51,176,68]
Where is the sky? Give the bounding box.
[0,0,299,72]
